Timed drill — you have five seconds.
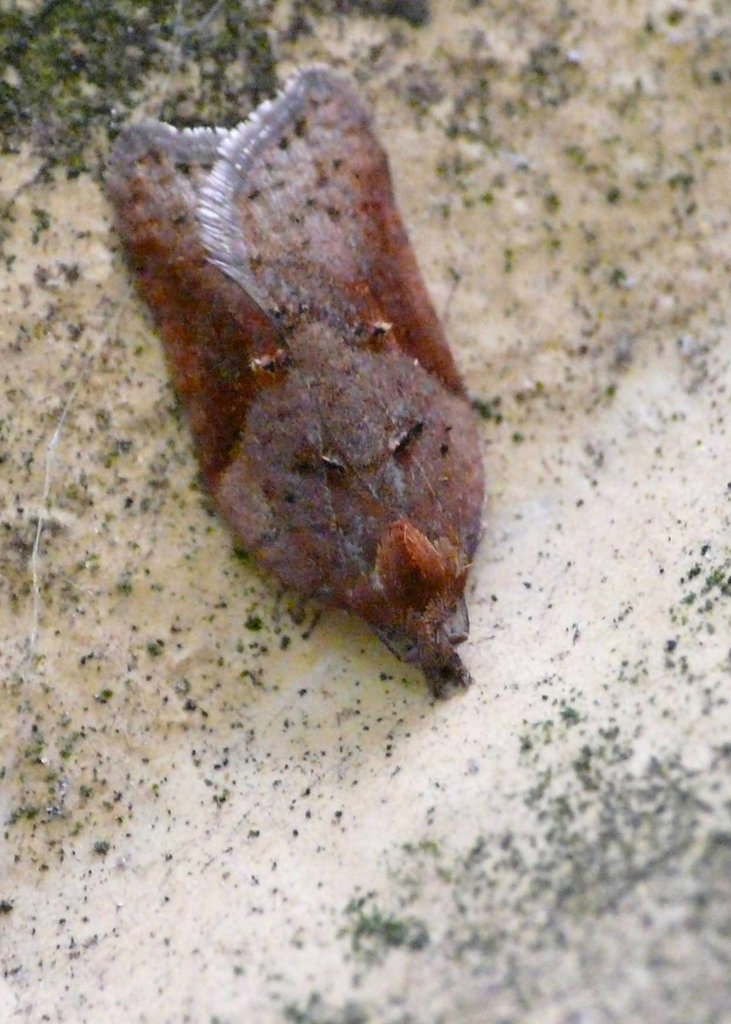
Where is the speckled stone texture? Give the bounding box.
[1,2,730,1022]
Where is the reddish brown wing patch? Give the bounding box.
[107,128,284,488]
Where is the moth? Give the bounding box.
[107,66,484,696]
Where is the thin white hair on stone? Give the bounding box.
[23,339,97,678]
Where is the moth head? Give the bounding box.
[373,520,474,696]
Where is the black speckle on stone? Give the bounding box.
[332,0,430,26]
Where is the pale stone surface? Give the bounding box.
[2,2,730,1022]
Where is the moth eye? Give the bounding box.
[389,420,424,456]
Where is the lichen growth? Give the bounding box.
[0,0,277,170]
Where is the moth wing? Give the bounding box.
[197,66,467,395]
[107,121,284,488]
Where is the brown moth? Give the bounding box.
[107,66,484,696]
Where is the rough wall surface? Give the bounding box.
[1,2,730,1021]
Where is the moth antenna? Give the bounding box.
[197,66,349,297]
[111,120,227,171]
